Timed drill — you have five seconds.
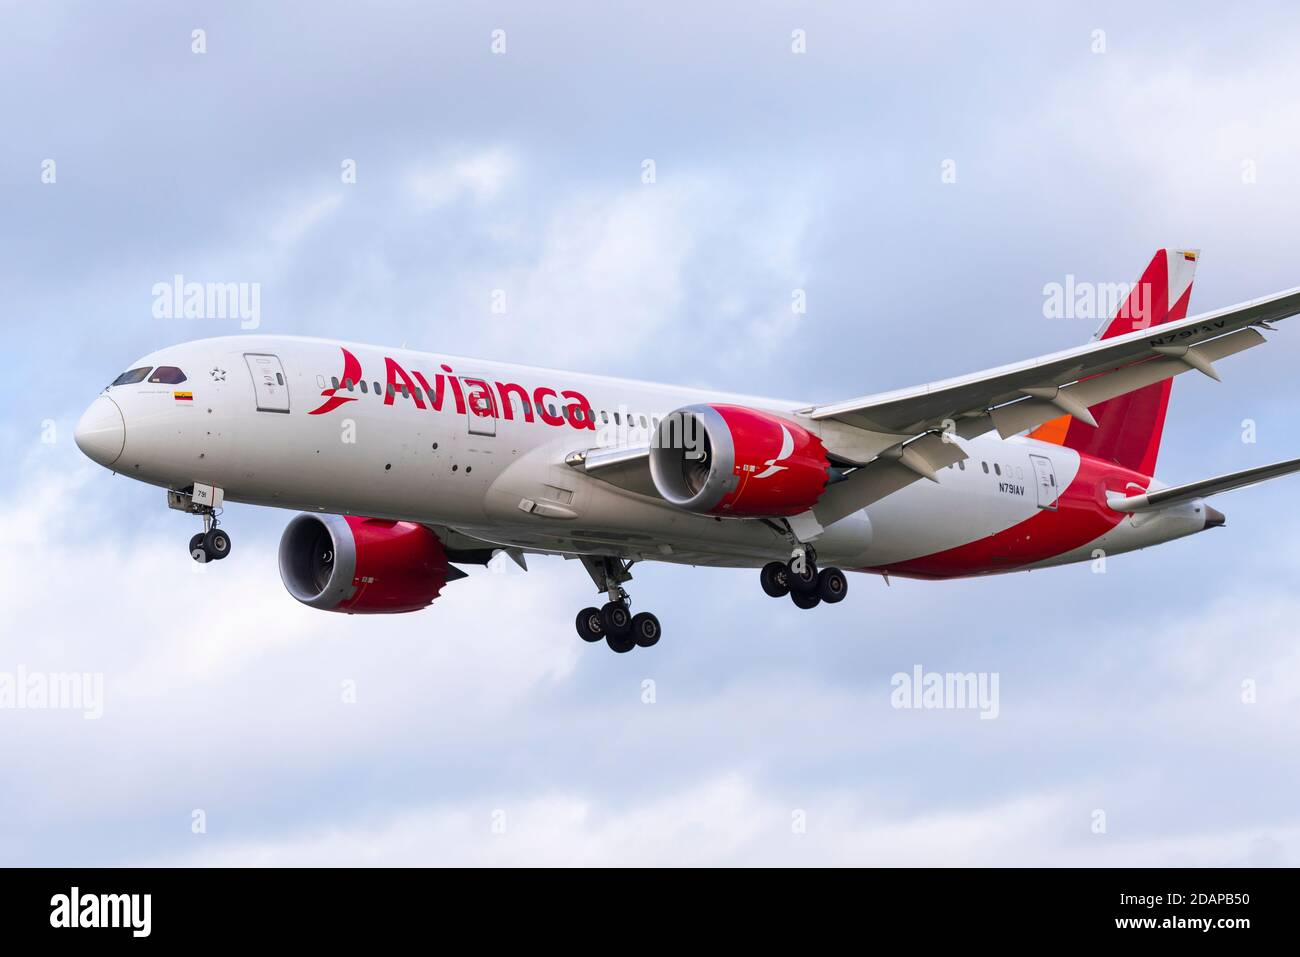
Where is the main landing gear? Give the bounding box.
[760,546,847,610]
[574,556,662,654]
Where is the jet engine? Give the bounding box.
[278,514,451,614]
[648,404,830,517]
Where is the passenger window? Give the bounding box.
[111,367,152,386]
[994,464,1001,476]
[601,411,609,424]
[958,460,965,470]
[332,376,340,389]
[373,381,381,395]
[344,379,355,391]
[982,462,989,473]
[149,366,187,384]
[360,381,369,394]
[276,372,285,386]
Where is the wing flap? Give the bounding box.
[986,327,1265,439]
[811,432,967,528]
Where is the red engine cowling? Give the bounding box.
[278,514,451,614]
[648,404,830,517]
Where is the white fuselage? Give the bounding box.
[78,335,1211,575]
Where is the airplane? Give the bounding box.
[74,249,1300,652]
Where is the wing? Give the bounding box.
[802,286,1300,529]
[1108,457,1300,512]
[805,287,1300,438]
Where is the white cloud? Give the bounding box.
[151,774,1297,867]
[0,462,583,833]
[406,147,518,209]
[270,194,343,246]
[431,175,814,373]
[998,47,1300,227]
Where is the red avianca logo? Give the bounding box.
[308,347,597,430]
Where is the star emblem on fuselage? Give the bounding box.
[210,367,226,381]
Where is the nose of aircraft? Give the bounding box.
[1203,505,1226,529]
[74,395,125,467]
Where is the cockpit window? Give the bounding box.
[111,367,152,386]
[149,366,187,384]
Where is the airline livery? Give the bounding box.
[75,250,1300,652]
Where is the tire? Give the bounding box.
[575,607,605,642]
[600,601,632,639]
[817,567,848,604]
[760,561,791,597]
[791,591,821,610]
[204,527,232,561]
[786,556,818,594]
[631,612,661,648]
[189,534,209,564]
[606,631,637,654]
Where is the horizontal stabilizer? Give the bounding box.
[1108,456,1300,512]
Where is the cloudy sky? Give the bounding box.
[3,1,1299,865]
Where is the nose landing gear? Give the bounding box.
[169,485,232,564]
[574,556,663,653]
[188,515,232,564]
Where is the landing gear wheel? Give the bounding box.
[575,607,605,642]
[791,591,822,610]
[600,601,632,639]
[204,527,232,561]
[631,612,661,648]
[786,556,818,594]
[817,567,848,604]
[189,533,209,563]
[760,561,791,597]
[605,631,637,654]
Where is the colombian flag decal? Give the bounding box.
[173,391,193,401]
[1183,251,1198,262]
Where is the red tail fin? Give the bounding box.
[1028,249,1198,476]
